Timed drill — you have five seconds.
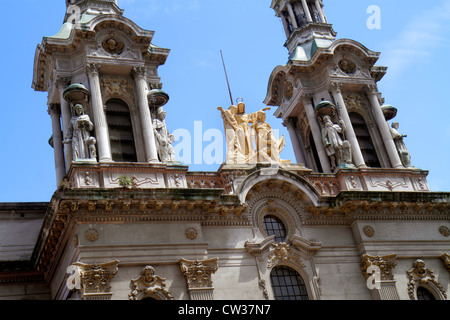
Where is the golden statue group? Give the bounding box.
[218,102,286,165]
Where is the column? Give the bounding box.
[315,0,326,23]
[48,104,66,185]
[286,2,298,29]
[132,67,159,163]
[301,0,313,22]
[366,85,403,168]
[283,117,307,165]
[87,63,112,162]
[331,83,366,168]
[302,95,331,173]
[57,78,73,169]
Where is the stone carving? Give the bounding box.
[100,77,134,101]
[406,259,447,300]
[360,254,397,281]
[63,104,97,162]
[390,122,411,168]
[179,258,219,290]
[439,226,450,237]
[321,115,352,170]
[185,227,198,240]
[363,226,375,237]
[129,265,174,300]
[153,107,176,163]
[251,108,286,164]
[102,34,125,55]
[338,59,356,74]
[218,102,286,164]
[85,227,99,242]
[441,254,450,272]
[267,242,305,269]
[71,260,119,300]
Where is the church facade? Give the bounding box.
[0,0,449,301]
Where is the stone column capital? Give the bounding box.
[86,63,101,75]
[132,66,147,79]
[47,103,61,117]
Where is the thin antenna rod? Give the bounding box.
[220,50,234,105]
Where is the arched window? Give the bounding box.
[105,99,137,162]
[263,215,287,242]
[350,113,381,168]
[270,266,309,300]
[417,286,436,300]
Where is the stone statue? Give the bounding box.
[390,122,411,168]
[321,115,352,170]
[251,109,285,164]
[218,102,286,164]
[235,102,256,163]
[153,107,176,163]
[63,104,97,162]
[218,105,239,164]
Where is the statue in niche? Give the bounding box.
[218,105,239,164]
[321,115,352,170]
[153,107,176,163]
[251,109,286,164]
[63,104,97,162]
[390,122,411,168]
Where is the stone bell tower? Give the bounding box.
[265,0,429,192]
[33,0,183,189]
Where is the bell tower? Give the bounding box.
[33,0,185,189]
[265,0,430,191]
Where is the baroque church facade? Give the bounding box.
[0,0,449,301]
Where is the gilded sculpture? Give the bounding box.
[218,101,286,164]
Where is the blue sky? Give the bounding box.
[1,0,449,202]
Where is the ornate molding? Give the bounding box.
[72,260,119,300]
[179,258,219,300]
[129,266,174,300]
[406,259,447,300]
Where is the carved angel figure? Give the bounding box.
[102,37,124,55]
